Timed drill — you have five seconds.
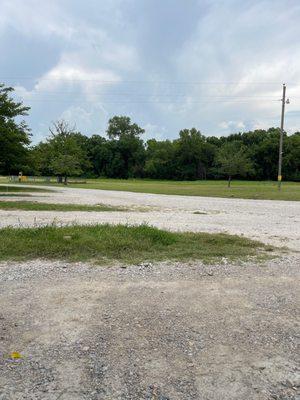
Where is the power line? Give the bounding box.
[14,98,291,104]
[12,92,287,98]
[2,77,300,85]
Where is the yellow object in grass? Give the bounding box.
[10,351,22,359]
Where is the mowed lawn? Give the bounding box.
[64,179,300,201]
[1,178,299,201]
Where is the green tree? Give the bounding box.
[30,142,53,176]
[46,121,90,184]
[106,116,145,178]
[284,132,300,181]
[242,128,280,180]
[107,115,144,139]
[216,141,253,187]
[0,83,31,174]
[86,135,110,177]
[145,139,177,179]
[175,128,216,180]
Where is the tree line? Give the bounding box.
[1,83,300,183]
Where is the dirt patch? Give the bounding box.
[0,255,299,399]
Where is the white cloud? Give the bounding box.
[0,0,75,39]
[0,0,139,73]
[219,120,245,130]
[35,58,121,92]
[2,0,300,138]
[143,123,167,141]
[14,60,121,106]
[60,103,109,134]
[175,0,300,134]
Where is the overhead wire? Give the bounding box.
[3,76,299,105]
[1,77,299,85]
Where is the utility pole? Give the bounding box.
[277,83,287,190]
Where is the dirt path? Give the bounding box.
[1,185,300,250]
[0,256,299,399]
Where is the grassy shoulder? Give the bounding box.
[0,201,127,212]
[3,179,299,201]
[0,224,273,264]
[0,185,52,193]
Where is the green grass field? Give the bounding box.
[0,224,272,264]
[1,178,299,201]
[0,201,127,212]
[72,179,299,200]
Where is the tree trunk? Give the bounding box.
[64,176,68,185]
[228,176,232,188]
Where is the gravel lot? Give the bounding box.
[1,185,300,250]
[0,256,299,400]
[0,186,299,399]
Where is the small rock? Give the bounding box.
[139,262,152,268]
[285,379,293,388]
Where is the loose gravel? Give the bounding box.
[0,255,299,399]
[1,185,300,250]
[1,185,299,399]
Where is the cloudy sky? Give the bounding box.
[1,0,300,142]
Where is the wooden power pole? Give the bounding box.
[278,83,287,190]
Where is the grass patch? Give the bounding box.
[0,224,273,264]
[2,179,299,201]
[0,185,51,193]
[0,194,32,197]
[0,201,127,212]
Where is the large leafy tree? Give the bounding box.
[284,132,300,181]
[106,116,145,178]
[216,141,253,187]
[44,121,90,184]
[107,116,144,139]
[244,128,281,180]
[145,139,177,179]
[0,83,31,174]
[175,128,216,180]
[86,135,126,178]
[86,135,110,177]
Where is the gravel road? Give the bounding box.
[0,256,300,400]
[1,185,300,250]
[1,185,299,399]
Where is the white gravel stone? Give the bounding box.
[0,184,299,250]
